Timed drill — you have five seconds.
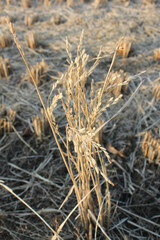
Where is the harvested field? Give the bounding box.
[0,0,160,239]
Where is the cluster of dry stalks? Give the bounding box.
[27,59,47,85]
[117,37,132,58]
[25,14,39,27]
[153,78,160,100]
[0,56,11,78]
[25,31,39,49]
[107,69,128,97]
[32,109,48,140]
[21,0,31,8]
[0,32,12,48]
[154,48,160,61]
[52,35,122,237]
[0,104,16,135]
[142,130,160,166]
[0,15,13,24]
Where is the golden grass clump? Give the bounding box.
[154,48,160,60]
[0,33,12,48]
[32,109,48,140]
[107,69,128,97]
[0,104,16,135]
[28,59,47,86]
[21,0,32,8]
[142,131,160,166]
[25,14,39,27]
[0,56,11,78]
[117,37,132,57]
[56,35,121,236]
[25,31,39,49]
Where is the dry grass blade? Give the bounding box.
[25,31,39,49]
[0,56,11,78]
[0,32,12,48]
[25,14,39,27]
[0,181,61,239]
[88,210,111,240]
[127,220,160,238]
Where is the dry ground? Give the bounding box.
[0,0,160,239]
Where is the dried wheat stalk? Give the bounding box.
[25,31,39,49]
[142,131,160,166]
[0,56,11,78]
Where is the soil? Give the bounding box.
[0,0,160,240]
